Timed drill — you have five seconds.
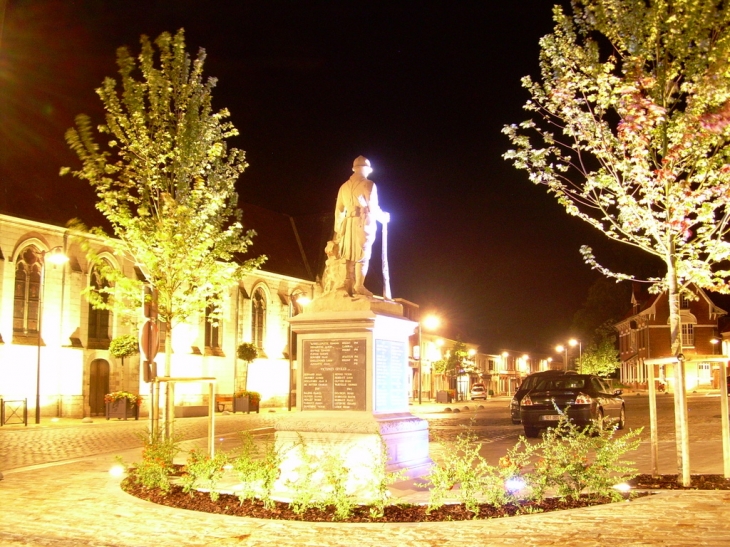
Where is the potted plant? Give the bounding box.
[233,390,260,414]
[236,342,258,394]
[109,334,140,392]
[105,390,142,420]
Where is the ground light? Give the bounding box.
[109,464,126,478]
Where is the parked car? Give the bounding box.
[519,373,625,438]
[509,370,568,424]
[470,384,487,400]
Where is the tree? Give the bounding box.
[236,342,259,394]
[571,278,631,345]
[577,333,621,377]
[109,334,140,392]
[63,29,264,435]
[503,0,730,486]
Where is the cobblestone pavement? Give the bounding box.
[2,402,730,546]
[0,411,278,471]
[1,448,729,547]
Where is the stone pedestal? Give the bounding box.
[275,299,431,498]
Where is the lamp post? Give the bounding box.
[501,351,509,395]
[556,344,568,371]
[35,246,69,424]
[569,338,582,372]
[417,314,440,404]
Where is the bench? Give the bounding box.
[216,395,233,412]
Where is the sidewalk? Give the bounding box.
[2,408,730,546]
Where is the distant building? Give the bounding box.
[614,283,727,391]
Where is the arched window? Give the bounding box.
[252,287,266,350]
[204,301,223,356]
[13,246,41,336]
[87,265,112,349]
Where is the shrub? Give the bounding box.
[180,449,229,501]
[131,429,180,493]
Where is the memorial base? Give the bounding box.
[273,411,431,501]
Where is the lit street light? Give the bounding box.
[417,314,440,404]
[555,344,568,371]
[35,246,69,424]
[569,338,582,371]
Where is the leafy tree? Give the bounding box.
[577,332,621,377]
[504,0,730,359]
[63,29,264,434]
[236,342,259,393]
[571,278,631,345]
[503,0,730,486]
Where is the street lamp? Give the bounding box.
[417,314,440,404]
[556,344,568,371]
[35,246,69,424]
[569,338,582,371]
[501,352,509,395]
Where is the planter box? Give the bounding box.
[233,396,259,414]
[106,399,139,420]
[174,405,208,418]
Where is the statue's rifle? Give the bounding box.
[382,219,391,300]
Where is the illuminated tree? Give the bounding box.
[504,0,730,486]
[504,0,730,359]
[63,29,264,433]
[577,334,621,377]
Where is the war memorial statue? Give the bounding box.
[322,156,390,299]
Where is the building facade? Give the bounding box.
[615,283,727,391]
[0,212,316,419]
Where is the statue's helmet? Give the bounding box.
[353,156,371,169]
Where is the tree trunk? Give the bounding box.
[667,251,691,487]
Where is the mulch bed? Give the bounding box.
[121,472,729,523]
[121,479,645,523]
[630,474,730,490]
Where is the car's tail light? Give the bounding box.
[521,395,533,406]
[575,393,592,405]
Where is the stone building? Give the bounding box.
[0,205,320,419]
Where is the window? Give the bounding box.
[682,323,695,347]
[87,266,111,349]
[204,302,222,355]
[680,294,691,309]
[13,246,41,336]
[252,287,266,349]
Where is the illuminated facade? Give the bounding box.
[0,211,316,419]
[615,283,727,391]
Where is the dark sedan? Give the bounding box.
[509,370,568,424]
[519,373,625,438]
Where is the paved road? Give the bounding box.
[1,402,729,547]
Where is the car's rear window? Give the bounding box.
[534,377,586,390]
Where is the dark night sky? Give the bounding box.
[0,0,646,354]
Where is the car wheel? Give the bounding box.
[617,406,625,430]
[523,426,540,438]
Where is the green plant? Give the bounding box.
[231,432,282,509]
[104,390,142,405]
[422,426,488,517]
[109,334,140,359]
[530,411,642,502]
[132,429,180,493]
[237,342,258,363]
[180,449,229,501]
[365,437,405,519]
[234,390,261,403]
